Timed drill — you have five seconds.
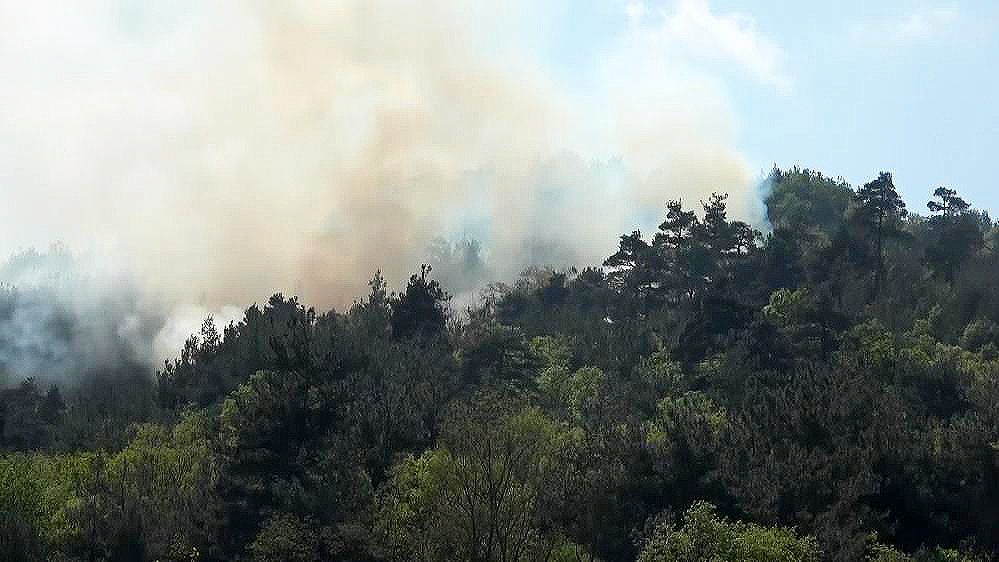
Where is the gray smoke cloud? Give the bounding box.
[0,246,164,386]
[0,0,787,374]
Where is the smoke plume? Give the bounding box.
[0,0,786,374]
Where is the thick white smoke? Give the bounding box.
[0,0,787,370]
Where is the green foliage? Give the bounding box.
[215,368,371,558]
[157,294,321,408]
[764,287,841,360]
[607,194,760,308]
[766,167,853,243]
[0,452,95,553]
[637,501,820,562]
[0,412,215,562]
[248,514,321,562]
[867,540,988,562]
[855,172,908,226]
[960,318,998,353]
[8,176,999,561]
[375,401,590,561]
[867,541,913,562]
[925,187,984,284]
[105,409,216,559]
[459,310,537,388]
[390,264,450,340]
[853,171,908,295]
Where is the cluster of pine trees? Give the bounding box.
[3,168,999,561]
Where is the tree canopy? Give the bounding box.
[3,168,999,562]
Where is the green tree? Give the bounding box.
[854,171,907,296]
[766,167,853,244]
[925,187,982,285]
[654,201,699,303]
[214,369,370,559]
[604,230,659,301]
[637,501,820,562]
[391,264,451,340]
[375,400,582,562]
[248,514,321,562]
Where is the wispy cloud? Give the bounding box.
[850,7,960,45]
[626,0,792,93]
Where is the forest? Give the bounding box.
[2,168,999,561]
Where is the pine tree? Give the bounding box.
[854,171,907,296]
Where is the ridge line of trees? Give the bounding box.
[3,167,999,561]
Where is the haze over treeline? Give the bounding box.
[4,2,999,562]
[4,168,999,562]
[0,0,797,381]
[1,0,769,312]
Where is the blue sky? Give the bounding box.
[533,0,999,214]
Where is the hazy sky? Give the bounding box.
[1,0,996,308]
[542,0,999,213]
[1,0,995,366]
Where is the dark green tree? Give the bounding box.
[925,187,982,285]
[653,200,701,303]
[854,172,907,296]
[604,230,660,301]
[390,265,450,340]
[766,167,853,244]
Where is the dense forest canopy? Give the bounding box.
[3,167,999,561]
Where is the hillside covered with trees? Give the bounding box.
[3,168,999,561]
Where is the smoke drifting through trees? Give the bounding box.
[1,1,779,373]
[0,247,162,386]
